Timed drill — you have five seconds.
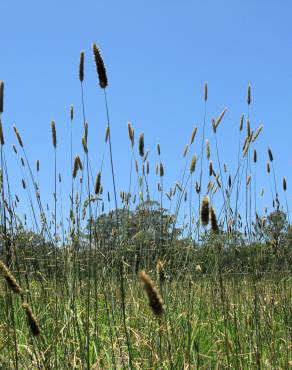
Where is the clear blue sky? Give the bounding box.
[0,0,291,226]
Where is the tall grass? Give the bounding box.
[0,46,291,369]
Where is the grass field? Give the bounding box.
[0,46,291,369]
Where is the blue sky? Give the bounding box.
[0,1,291,227]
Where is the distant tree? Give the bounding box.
[263,210,288,247]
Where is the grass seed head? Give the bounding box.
[201,196,210,226]
[0,81,3,113]
[210,207,219,233]
[105,126,110,142]
[51,121,57,148]
[247,83,251,105]
[79,51,85,82]
[95,171,101,195]
[204,82,208,101]
[139,270,164,316]
[82,136,88,154]
[22,303,40,336]
[209,161,213,177]
[190,154,197,174]
[73,155,81,178]
[159,162,164,177]
[157,143,161,155]
[13,126,24,148]
[268,147,273,162]
[156,259,165,283]
[70,105,74,121]
[92,43,108,88]
[0,119,4,145]
[206,139,210,160]
[240,114,244,131]
[252,124,263,142]
[247,119,251,138]
[190,127,198,145]
[215,108,227,129]
[267,162,270,174]
[283,177,287,192]
[139,133,144,157]
[127,122,134,147]
[0,260,23,294]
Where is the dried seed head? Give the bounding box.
[190,154,197,174]
[13,126,23,148]
[0,260,22,294]
[36,160,40,172]
[51,121,57,148]
[157,143,161,156]
[21,157,25,167]
[253,149,257,163]
[210,207,219,233]
[201,196,209,226]
[127,122,134,147]
[139,133,144,157]
[22,179,26,189]
[252,124,263,142]
[206,139,210,160]
[209,160,213,177]
[144,150,149,162]
[190,127,198,145]
[211,118,216,133]
[243,140,250,157]
[268,147,273,162]
[105,126,110,142]
[204,82,208,102]
[12,144,17,154]
[246,175,251,186]
[139,270,164,316]
[84,122,88,142]
[215,108,227,129]
[0,119,4,145]
[247,119,251,138]
[283,177,287,192]
[156,259,165,283]
[0,81,3,113]
[159,162,164,177]
[267,162,270,173]
[70,105,74,121]
[195,181,201,194]
[183,144,188,157]
[79,51,84,82]
[94,171,101,195]
[73,155,81,178]
[82,136,88,153]
[240,114,244,131]
[92,43,108,88]
[247,83,251,105]
[22,303,40,336]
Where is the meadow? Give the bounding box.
[0,45,291,369]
